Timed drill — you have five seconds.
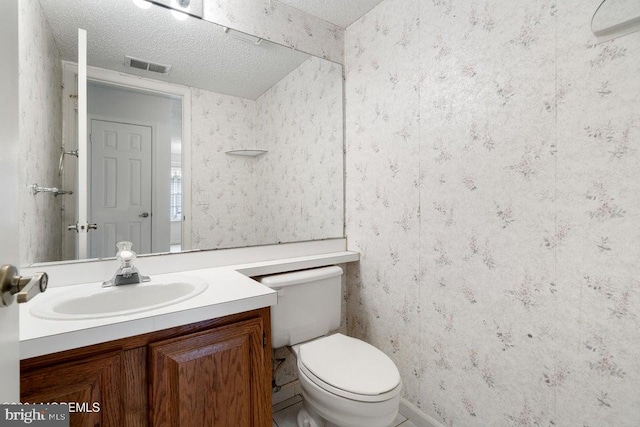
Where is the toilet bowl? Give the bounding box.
[259,266,403,427]
[291,333,402,427]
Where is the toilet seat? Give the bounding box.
[297,334,402,403]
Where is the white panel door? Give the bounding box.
[90,119,152,258]
[0,0,20,402]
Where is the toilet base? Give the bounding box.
[296,367,400,427]
[297,400,339,427]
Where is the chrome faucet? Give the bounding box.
[102,241,150,287]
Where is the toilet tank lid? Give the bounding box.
[299,333,401,396]
[258,266,343,289]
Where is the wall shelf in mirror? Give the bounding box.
[225,150,268,157]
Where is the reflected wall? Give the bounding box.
[191,56,344,249]
[19,0,63,264]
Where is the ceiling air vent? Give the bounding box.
[125,56,172,75]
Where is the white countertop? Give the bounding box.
[20,250,359,359]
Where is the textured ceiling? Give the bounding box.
[37,0,310,99]
[277,0,385,28]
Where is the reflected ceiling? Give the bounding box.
[38,0,310,99]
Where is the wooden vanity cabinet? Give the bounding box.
[20,308,272,427]
[20,351,122,426]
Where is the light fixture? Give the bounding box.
[132,0,152,9]
[171,0,190,11]
[170,0,189,20]
[143,0,203,19]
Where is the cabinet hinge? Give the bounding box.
[263,332,267,348]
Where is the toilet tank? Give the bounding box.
[259,266,342,348]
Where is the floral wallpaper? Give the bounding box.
[203,0,344,64]
[191,56,344,250]
[18,0,63,265]
[254,56,344,246]
[191,89,260,249]
[345,0,640,425]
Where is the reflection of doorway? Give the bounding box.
[87,81,182,258]
[61,63,192,261]
[89,119,152,258]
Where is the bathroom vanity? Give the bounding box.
[18,265,277,427]
[18,265,276,427]
[21,308,271,427]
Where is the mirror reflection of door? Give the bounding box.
[86,81,183,258]
[89,119,152,258]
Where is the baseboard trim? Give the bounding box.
[399,398,444,427]
[273,386,443,427]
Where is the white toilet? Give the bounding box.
[260,266,402,427]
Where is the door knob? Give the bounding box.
[68,223,97,232]
[0,265,48,307]
[139,212,150,218]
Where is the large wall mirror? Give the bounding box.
[20,0,344,266]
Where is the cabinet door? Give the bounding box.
[21,352,122,427]
[149,317,268,427]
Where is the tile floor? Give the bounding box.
[272,395,417,427]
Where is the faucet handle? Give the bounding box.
[116,240,133,252]
[119,250,135,263]
[116,241,136,266]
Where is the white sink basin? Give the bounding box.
[30,275,208,320]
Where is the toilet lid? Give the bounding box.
[298,334,401,396]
